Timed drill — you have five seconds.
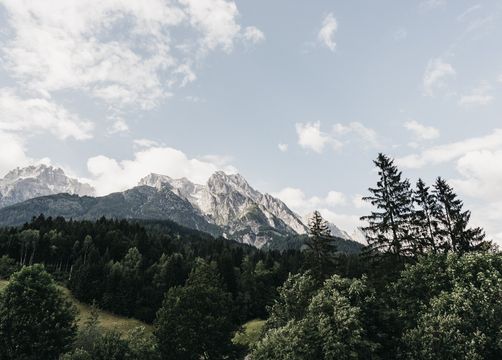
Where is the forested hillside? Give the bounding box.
[0,154,500,360]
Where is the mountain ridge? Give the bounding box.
[0,165,358,248]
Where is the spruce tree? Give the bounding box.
[411,179,443,254]
[434,177,488,253]
[304,211,337,281]
[361,153,413,257]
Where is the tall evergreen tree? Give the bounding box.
[361,153,414,257]
[434,177,488,253]
[304,211,337,281]
[411,179,443,254]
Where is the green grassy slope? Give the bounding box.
[233,319,266,348]
[0,279,150,333]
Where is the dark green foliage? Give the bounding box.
[0,255,19,279]
[411,179,443,254]
[361,153,414,257]
[264,271,318,330]
[0,216,304,323]
[392,254,502,359]
[60,348,93,360]
[361,155,492,259]
[254,273,378,360]
[68,308,160,360]
[155,259,239,360]
[18,229,40,266]
[263,233,363,254]
[304,211,337,281]
[0,265,77,360]
[434,177,490,253]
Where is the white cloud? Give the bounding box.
[108,119,129,134]
[296,122,335,153]
[133,138,160,149]
[273,188,347,213]
[0,131,31,177]
[325,191,347,206]
[180,0,241,52]
[272,186,363,236]
[423,58,456,96]
[243,26,265,44]
[0,0,262,111]
[397,128,502,168]
[87,146,237,195]
[444,150,502,244]
[352,194,372,210]
[333,122,381,148]
[272,187,320,214]
[318,13,337,52]
[278,143,289,152]
[451,150,502,200]
[0,88,93,140]
[404,120,440,140]
[458,82,494,107]
[296,121,380,154]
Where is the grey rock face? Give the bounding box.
[140,172,310,247]
[0,165,95,208]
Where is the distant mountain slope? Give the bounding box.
[0,166,358,249]
[0,165,95,208]
[139,172,308,247]
[0,186,220,236]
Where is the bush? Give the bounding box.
[0,265,77,360]
[0,255,19,279]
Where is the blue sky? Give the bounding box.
[1,0,502,241]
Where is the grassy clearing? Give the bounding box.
[233,319,266,348]
[0,279,151,333]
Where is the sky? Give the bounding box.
[1,0,502,242]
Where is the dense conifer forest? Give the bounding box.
[0,154,500,359]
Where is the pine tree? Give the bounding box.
[361,153,414,257]
[411,179,443,254]
[434,177,488,253]
[304,211,337,281]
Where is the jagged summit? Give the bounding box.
[0,167,355,248]
[139,171,308,247]
[0,164,95,208]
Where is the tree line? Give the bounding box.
[362,153,490,258]
[0,153,499,359]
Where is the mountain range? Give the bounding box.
[0,165,359,248]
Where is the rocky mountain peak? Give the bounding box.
[138,173,173,189]
[0,164,95,208]
[3,164,62,183]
